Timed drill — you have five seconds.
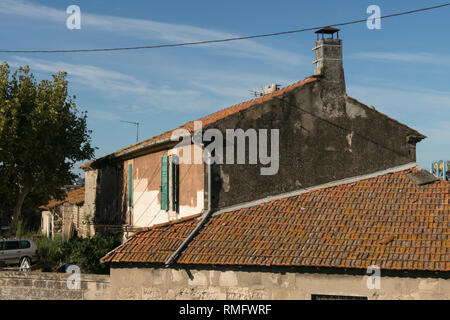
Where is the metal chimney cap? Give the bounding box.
[315,26,340,34]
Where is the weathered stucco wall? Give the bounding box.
[127,144,204,228]
[60,203,91,238]
[83,168,100,235]
[207,79,420,209]
[0,271,110,300]
[42,203,93,239]
[95,162,127,227]
[82,163,127,235]
[82,144,205,232]
[41,211,52,237]
[170,144,205,215]
[110,267,450,300]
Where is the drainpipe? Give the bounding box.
[165,146,213,266]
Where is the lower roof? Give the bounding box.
[42,186,85,209]
[101,165,449,272]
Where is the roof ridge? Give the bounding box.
[81,76,318,168]
[133,213,202,234]
[198,76,318,122]
[42,186,85,209]
[101,163,449,271]
[346,96,426,139]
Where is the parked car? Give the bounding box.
[0,238,39,267]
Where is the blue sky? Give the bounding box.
[0,0,449,175]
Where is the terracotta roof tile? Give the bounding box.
[43,187,85,209]
[101,214,200,264]
[102,167,449,272]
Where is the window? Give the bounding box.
[5,241,20,250]
[171,155,180,213]
[0,241,4,250]
[161,155,180,212]
[161,156,169,211]
[19,240,31,249]
[311,294,367,300]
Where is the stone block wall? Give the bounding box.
[110,267,450,300]
[0,271,110,300]
[60,203,93,238]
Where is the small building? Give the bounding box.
[41,187,93,238]
[96,29,449,299]
[102,165,449,299]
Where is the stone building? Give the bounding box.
[41,186,94,238]
[96,28,448,299]
[101,164,449,300]
[81,27,424,232]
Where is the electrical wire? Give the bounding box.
[0,3,449,53]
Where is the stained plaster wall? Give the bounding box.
[110,266,450,300]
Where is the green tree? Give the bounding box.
[0,62,94,234]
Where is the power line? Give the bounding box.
[1,3,449,54]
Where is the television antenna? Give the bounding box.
[120,120,140,143]
[248,89,264,98]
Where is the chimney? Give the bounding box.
[312,27,346,94]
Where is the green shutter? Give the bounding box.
[128,163,133,207]
[161,156,169,210]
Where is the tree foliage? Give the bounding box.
[36,234,121,274]
[0,62,94,233]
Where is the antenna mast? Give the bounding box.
[120,120,139,143]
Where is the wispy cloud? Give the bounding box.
[0,0,303,65]
[348,84,450,113]
[8,56,208,113]
[188,69,297,99]
[9,55,300,115]
[89,110,120,121]
[9,56,150,95]
[417,121,450,142]
[352,52,450,67]
[415,121,450,169]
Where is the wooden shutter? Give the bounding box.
[127,163,133,207]
[171,155,179,213]
[161,156,169,210]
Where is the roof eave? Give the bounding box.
[80,133,191,170]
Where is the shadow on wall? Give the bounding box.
[94,162,127,235]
